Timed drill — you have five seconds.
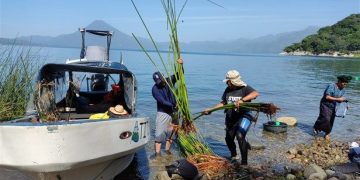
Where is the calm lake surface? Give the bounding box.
[1,47,360,179]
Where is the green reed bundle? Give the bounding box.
[131,0,213,156]
[193,102,279,121]
[177,130,213,157]
[0,45,39,121]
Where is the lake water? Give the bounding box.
[1,47,360,179]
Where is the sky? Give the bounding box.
[0,0,359,43]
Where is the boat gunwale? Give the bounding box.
[0,116,149,127]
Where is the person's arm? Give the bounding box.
[202,102,225,115]
[235,91,259,107]
[324,83,346,102]
[325,95,346,102]
[152,87,174,108]
[202,88,228,115]
[171,58,184,84]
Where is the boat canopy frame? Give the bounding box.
[79,28,113,61]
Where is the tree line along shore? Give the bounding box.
[283,14,360,58]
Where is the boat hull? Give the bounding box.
[26,154,134,180]
[0,117,149,174]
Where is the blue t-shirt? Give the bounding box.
[321,83,345,107]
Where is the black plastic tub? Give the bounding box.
[263,121,287,133]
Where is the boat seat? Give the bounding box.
[59,112,92,119]
[90,74,107,91]
[79,91,108,104]
[85,46,107,61]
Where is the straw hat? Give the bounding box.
[223,70,247,87]
[109,105,128,115]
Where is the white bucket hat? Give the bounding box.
[223,70,247,87]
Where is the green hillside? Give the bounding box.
[284,14,360,56]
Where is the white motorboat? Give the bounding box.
[0,28,150,180]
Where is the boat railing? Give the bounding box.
[5,115,38,123]
[79,28,113,62]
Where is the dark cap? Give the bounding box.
[153,71,165,85]
[337,75,352,83]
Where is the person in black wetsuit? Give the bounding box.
[203,70,259,165]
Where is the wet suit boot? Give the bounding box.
[239,139,248,165]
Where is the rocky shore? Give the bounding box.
[280,51,356,58]
[155,138,360,180]
[243,138,360,180]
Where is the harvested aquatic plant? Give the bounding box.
[131,0,236,177]
[193,102,279,121]
[34,81,59,121]
[131,0,213,156]
[177,130,213,157]
[187,154,233,178]
[131,0,280,178]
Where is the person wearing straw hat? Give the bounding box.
[313,75,352,140]
[151,58,183,159]
[203,70,259,165]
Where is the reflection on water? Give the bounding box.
[0,168,30,180]
[2,48,360,179]
[297,58,360,91]
[115,149,147,180]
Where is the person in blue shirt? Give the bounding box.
[151,58,183,158]
[313,75,352,140]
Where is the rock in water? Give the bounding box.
[276,117,297,126]
[155,171,171,180]
[304,164,326,179]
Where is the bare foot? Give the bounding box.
[149,152,161,160]
[324,134,330,140]
[165,150,172,155]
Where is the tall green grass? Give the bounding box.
[131,0,213,156]
[131,0,280,158]
[0,44,39,121]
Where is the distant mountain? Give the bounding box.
[284,14,360,56]
[231,26,319,53]
[0,20,319,54]
[0,20,152,49]
[181,26,319,53]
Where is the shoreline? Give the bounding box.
[280,51,359,58]
[150,137,360,179]
[227,137,360,179]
